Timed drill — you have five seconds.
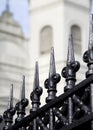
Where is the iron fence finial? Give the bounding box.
[62,32,80,82]
[45,47,60,102]
[33,61,40,90]
[8,84,13,109]
[15,76,28,124]
[83,0,93,63]
[31,61,42,104]
[62,32,80,91]
[67,31,75,65]
[3,84,15,130]
[29,62,43,130]
[49,47,56,78]
[88,0,93,61]
[20,75,25,100]
[83,4,93,130]
[30,62,42,111]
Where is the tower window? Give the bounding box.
[40,26,53,54]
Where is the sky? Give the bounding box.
[0,0,30,36]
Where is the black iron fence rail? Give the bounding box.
[9,75,93,130]
[59,113,93,130]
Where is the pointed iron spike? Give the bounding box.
[20,75,25,100]
[7,84,13,109]
[67,31,75,65]
[88,0,93,57]
[89,0,93,34]
[33,61,39,90]
[49,47,56,78]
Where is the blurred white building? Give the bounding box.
[29,0,90,105]
[0,0,91,113]
[0,9,31,113]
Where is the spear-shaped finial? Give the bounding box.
[89,0,93,34]
[33,61,39,90]
[62,31,80,83]
[67,32,75,65]
[30,61,42,112]
[45,47,61,102]
[83,0,93,63]
[49,47,56,78]
[7,84,13,109]
[15,75,29,124]
[88,0,93,60]
[20,75,25,100]
[3,84,15,130]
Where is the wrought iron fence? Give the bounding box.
[0,1,93,130]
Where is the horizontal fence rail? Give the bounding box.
[8,75,93,130]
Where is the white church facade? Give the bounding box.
[29,0,90,104]
[0,9,31,113]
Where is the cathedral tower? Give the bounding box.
[30,0,90,104]
[0,2,31,113]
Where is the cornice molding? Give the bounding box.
[30,0,63,13]
[65,0,89,12]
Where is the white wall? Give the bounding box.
[29,0,90,105]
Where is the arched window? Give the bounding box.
[71,25,82,55]
[40,26,53,54]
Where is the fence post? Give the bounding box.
[30,62,43,130]
[15,76,29,130]
[3,85,15,130]
[62,32,80,124]
[45,47,61,130]
[83,0,93,129]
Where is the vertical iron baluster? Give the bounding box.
[15,76,29,130]
[45,47,61,130]
[90,84,93,130]
[83,0,93,129]
[88,5,93,129]
[30,62,42,130]
[62,32,80,124]
[3,84,15,130]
